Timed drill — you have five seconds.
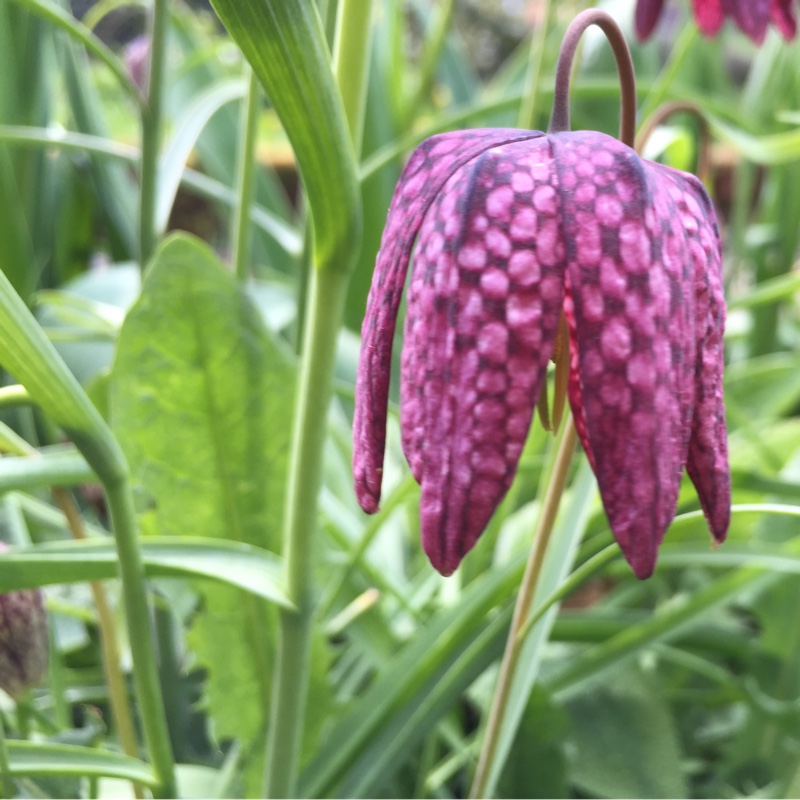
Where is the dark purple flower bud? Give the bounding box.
[353,127,731,579]
[635,0,797,43]
[0,545,49,699]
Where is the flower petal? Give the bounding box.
[634,0,666,40]
[353,129,543,514]
[771,0,798,39]
[692,0,725,35]
[683,180,731,540]
[726,0,771,43]
[553,131,697,579]
[405,137,565,575]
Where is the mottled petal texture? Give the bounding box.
[354,129,543,514]
[554,132,698,578]
[682,178,731,538]
[354,126,731,579]
[404,137,565,575]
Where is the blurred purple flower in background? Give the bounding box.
[635,0,797,43]
[353,127,730,579]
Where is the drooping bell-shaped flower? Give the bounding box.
[635,0,797,43]
[353,126,730,579]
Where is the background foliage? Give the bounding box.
[1,0,800,797]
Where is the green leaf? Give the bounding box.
[567,669,687,799]
[111,233,294,549]
[6,0,140,107]
[6,741,158,786]
[0,448,95,491]
[208,0,361,272]
[0,536,292,608]
[111,233,295,792]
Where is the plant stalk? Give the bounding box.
[53,487,144,799]
[138,0,168,267]
[104,474,176,798]
[263,1,371,794]
[548,8,637,148]
[470,417,577,798]
[263,266,349,798]
[231,67,261,282]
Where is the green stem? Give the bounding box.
[231,67,261,282]
[263,266,350,798]
[263,2,372,793]
[469,417,578,799]
[105,475,176,798]
[53,487,144,799]
[138,0,168,267]
[332,0,374,157]
[517,0,553,130]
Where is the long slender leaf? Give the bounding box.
[208,0,361,271]
[0,536,292,608]
[6,741,158,786]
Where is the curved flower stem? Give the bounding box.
[470,416,578,799]
[548,8,637,148]
[231,66,260,282]
[635,100,711,184]
[517,0,553,130]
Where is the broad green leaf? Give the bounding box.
[0,536,291,608]
[6,741,158,786]
[111,233,294,548]
[111,233,295,792]
[567,669,687,799]
[208,0,361,272]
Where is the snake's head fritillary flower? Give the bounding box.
[353,127,730,579]
[635,0,797,43]
[0,544,49,699]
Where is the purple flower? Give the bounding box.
[353,128,730,579]
[0,545,48,699]
[635,0,797,43]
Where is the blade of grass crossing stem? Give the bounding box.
[479,459,597,798]
[0,269,176,795]
[208,0,360,272]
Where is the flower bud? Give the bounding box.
[0,544,49,700]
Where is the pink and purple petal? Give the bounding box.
[552,132,697,579]
[692,0,725,35]
[353,129,544,513]
[634,0,666,40]
[726,0,771,43]
[680,178,731,538]
[771,0,798,39]
[405,138,565,575]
